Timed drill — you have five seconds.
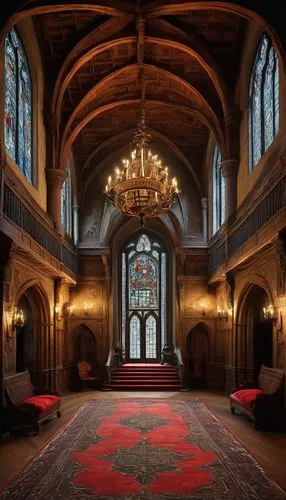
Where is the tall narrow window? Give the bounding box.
[121,233,167,363]
[61,162,72,235]
[213,145,225,234]
[249,34,279,171]
[4,29,32,183]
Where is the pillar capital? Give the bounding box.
[45,168,66,188]
[201,197,208,210]
[45,169,66,229]
[221,159,238,177]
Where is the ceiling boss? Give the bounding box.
[105,16,179,227]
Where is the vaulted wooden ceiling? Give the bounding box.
[5,1,283,200]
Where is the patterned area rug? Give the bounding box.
[1,399,286,499]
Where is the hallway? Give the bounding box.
[0,389,285,493]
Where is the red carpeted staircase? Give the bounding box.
[108,363,182,391]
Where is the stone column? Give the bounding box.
[73,193,79,245]
[45,168,66,229]
[221,159,238,220]
[201,197,208,243]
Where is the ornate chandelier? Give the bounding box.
[105,16,179,226]
[105,123,179,225]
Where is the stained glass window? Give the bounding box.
[61,162,72,235]
[129,315,141,359]
[122,233,167,361]
[4,29,32,183]
[213,145,225,234]
[145,315,157,359]
[161,252,166,346]
[129,254,158,309]
[249,34,279,171]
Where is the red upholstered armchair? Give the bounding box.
[4,370,61,435]
[230,365,285,430]
[77,361,98,390]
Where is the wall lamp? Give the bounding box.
[261,305,278,322]
[217,307,228,321]
[12,307,25,330]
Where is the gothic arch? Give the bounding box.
[13,281,51,385]
[73,323,97,365]
[235,278,275,384]
[186,322,210,387]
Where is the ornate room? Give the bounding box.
[0,1,286,498]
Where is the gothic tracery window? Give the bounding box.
[249,34,279,171]
[121,233,167,362]
[213,145,225,234]
[61,162,72,235]
[4,29,32,183]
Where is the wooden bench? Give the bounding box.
[5,370,61,434]
[230,364,285,430]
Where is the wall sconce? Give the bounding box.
[217,307,228,321]
[200,302,208,316]
[12,307,25,330]
[67,304,75,316]
[84,302,93,316]
[261,305,278,322]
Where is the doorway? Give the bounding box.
[74,325,97,365]
[16,295,33,373]
[240,285,273,381]
[121,232,167,363]
[186,323,209,387]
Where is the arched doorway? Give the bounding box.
[14,284,50,386]
[121,232,168,363]
[16,294,33,373]
[239,285,273,382]
[74,325,97,365]
[186,323,209,387]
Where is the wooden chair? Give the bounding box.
[77,361,98,390]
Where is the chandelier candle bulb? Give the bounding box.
[104,109,179,223]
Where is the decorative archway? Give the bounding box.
[73,324,97,365]
[120,231,169,363]
[14,282,50,386]
[186,323,209,387]
[236,282,273,384]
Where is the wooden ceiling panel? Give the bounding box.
[62,41,138,113]
[29,2,249,187]
[35,11,102,70]
[144,40,221,114]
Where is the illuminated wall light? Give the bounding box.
[217,307,228,321]
[200,301,208,316]
[54,303,60,315]
[262,304,278,322]
[83,302,93,316]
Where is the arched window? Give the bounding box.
[4,29,32,183]
[61,162,72,235]
[213,145,225,234]
[121,233,167,362]
[249,34,279,171]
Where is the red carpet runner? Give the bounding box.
[109,363,182,390]
[1,399,286,499]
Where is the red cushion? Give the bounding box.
[232,389,264,407]
[24,395,60,415]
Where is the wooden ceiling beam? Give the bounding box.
[60,98,225,171]
[52,17,134,121]
[80,127,202,197]
[61,61,220,152]
[53,33,228,124]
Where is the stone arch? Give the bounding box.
[112,226,174,358]
[73,323,97,365]
[186,322,210,387]
[14,280,51,386]
[235,278,275,385]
